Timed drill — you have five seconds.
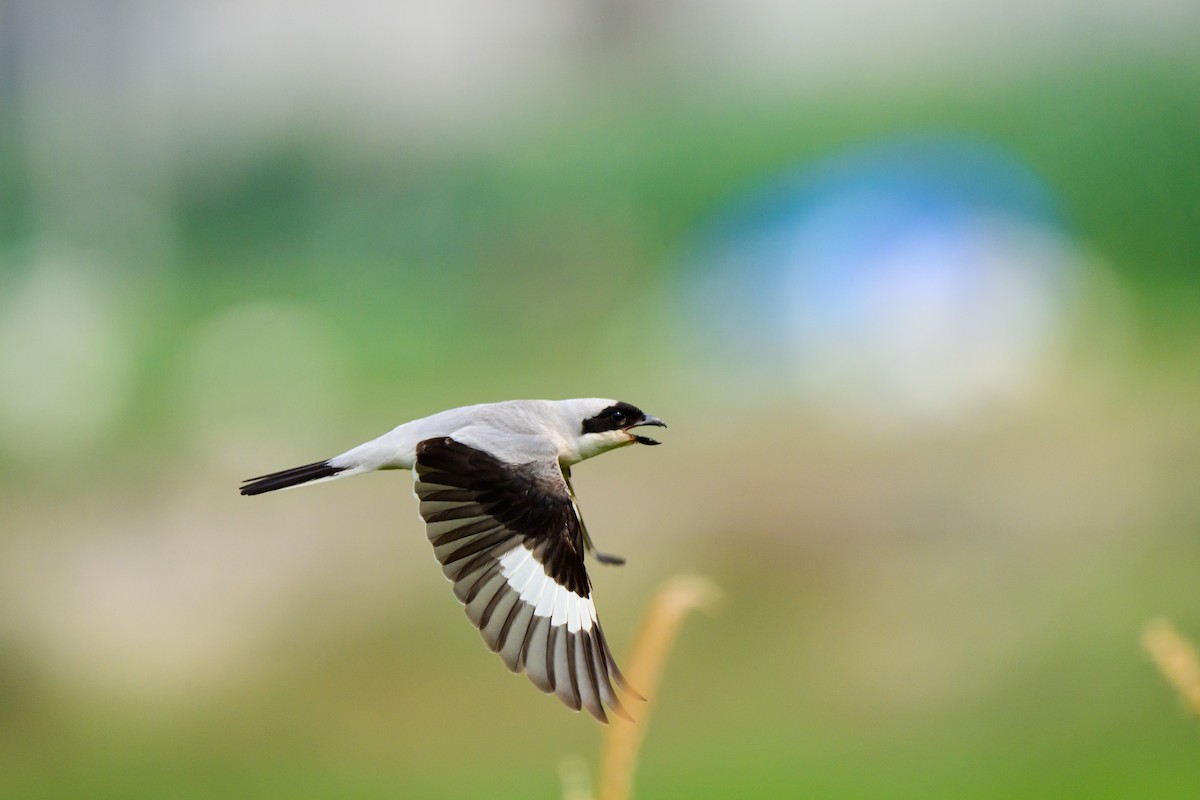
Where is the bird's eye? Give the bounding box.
[609,409,626,423]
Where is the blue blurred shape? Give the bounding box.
[682,137,1087,432]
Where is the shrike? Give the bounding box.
[239,398,666,722]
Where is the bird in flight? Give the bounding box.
[239,398,667,722]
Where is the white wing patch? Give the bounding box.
[499,544,595,633]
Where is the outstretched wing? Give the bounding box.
[412,437,634,722]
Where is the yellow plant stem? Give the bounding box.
[597,575,722,800]
[1143,618,1200,717]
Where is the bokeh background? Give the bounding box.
[2,1,1199,797]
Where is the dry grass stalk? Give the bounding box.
[595,575,723,800]
[1142,618,1200,718]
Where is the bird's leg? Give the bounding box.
[581,516,627,566]
[563,467,626,567]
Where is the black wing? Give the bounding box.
[413,437,633,722]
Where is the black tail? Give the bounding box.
[240,460,344,496]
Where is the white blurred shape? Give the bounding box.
[166,0,592,141]
[180,301,347,468]
[0,251,134,461]
[788,214,1077,432]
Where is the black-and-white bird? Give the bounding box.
[239,398,666,722]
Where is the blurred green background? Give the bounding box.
[2,2,1199,798]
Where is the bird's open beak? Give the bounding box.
[630,415,667,445]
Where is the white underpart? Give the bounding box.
[337,397,628,472]
[498,544,594,632]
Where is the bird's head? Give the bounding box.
[564,399,667,463]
